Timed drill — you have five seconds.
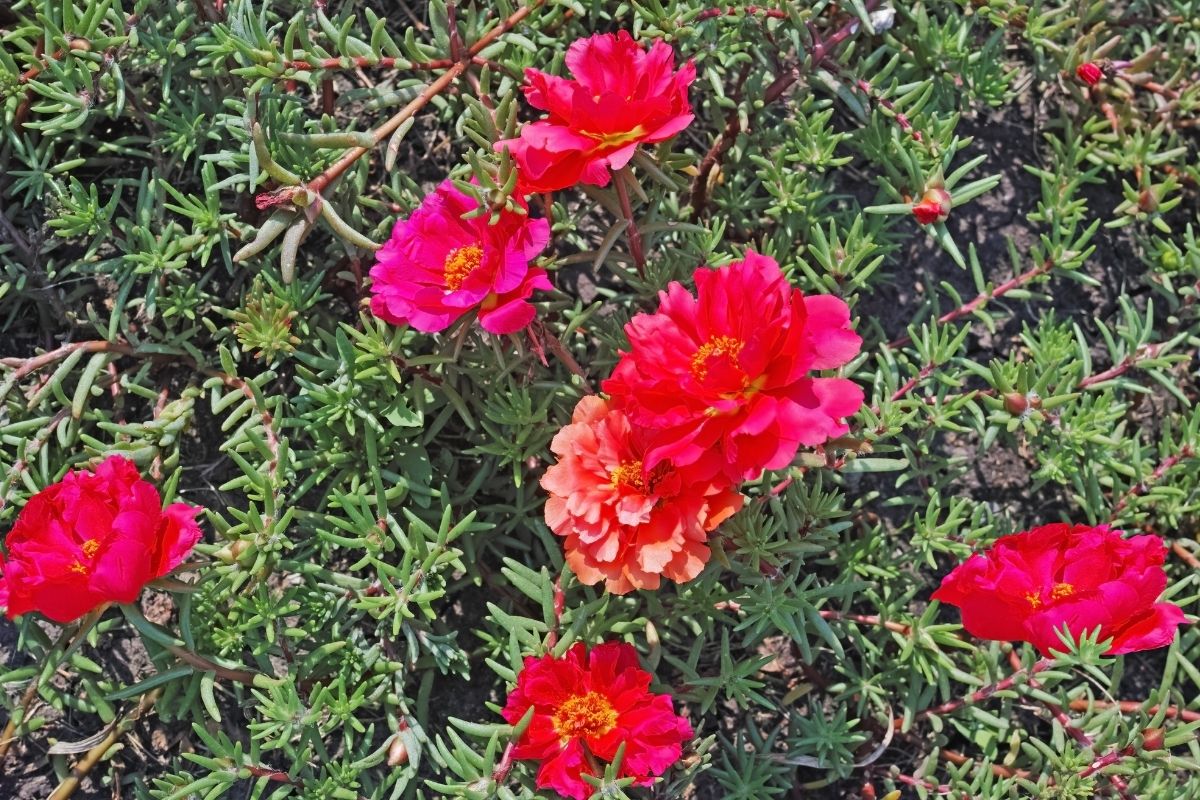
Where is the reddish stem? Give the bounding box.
[1077,343,1162,389]
[1110,444,1195,520]
[613,170,646,276]
[889,258,1055,349]
[819,609,911,635]
[1068,698,1200,723]
[303,0,543,198]
[696,5,788,20]
[915,658,1055,719]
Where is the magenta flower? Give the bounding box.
[369,180,552,334]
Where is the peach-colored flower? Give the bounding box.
[541,396,743,594]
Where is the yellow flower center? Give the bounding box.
[690,335,745,381]
[1051,582,1075,600]
[552,691,619,740]
[443,243,483,291]
[610,460,647,492]
[70,539,102,575]
[583,125,647,148]
[1026,582,1076,609]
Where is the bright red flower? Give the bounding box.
[0,456,203,623]
[932,523,1187,655]
[495,31,696,194]
[1076,62,1103,87]
[603,251,863,481]
[542,396,743,594]
[912,187,952,225]
[501,641,693,800]
[369,180,551,334]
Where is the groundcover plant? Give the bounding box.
[1,0,1199,798]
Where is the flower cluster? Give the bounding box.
[2,26,1191,800]
[544,252,864,593]
[0,456,202,623]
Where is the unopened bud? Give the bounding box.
[388,720,411,766]
[387,735,409,766]
[1138,188,1158,213]
[912,187,952,225]
[1003,392,1028,415]
[1076,62,1103,87]
[1142,727,1165,751]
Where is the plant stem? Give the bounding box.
[613,169,646,276]
[303,0,543,198]
[1110,443,1195,520]
[915,657,1055,719]
[48,689,162,800]
[888,258,1055,349]
[819,609,911,635]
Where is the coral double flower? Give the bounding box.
[541,396,743,594]
[0,456,203,623]
[502,641,693,800]
[934,523,1186,655]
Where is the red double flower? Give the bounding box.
[0,456,203,623]
[933,523,1186,655]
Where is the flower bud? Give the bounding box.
[387,735,410,767]
[1003,392,1028,415]
[1076,62,1103,87]
[1142,727,1165,751]
[912,187,952,225]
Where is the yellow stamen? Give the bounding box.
[583,126,647,148]
[610,460,647,493]
[1051,582,1075,600]
[690,335,745,380]
[552,691,619,740]
[443,243,484,291]
[82,539,100,559]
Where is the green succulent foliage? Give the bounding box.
[2,0,1200,798]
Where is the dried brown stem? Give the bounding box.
[303,0,543,198]
[48,689,162,800]
[0,339,134,381]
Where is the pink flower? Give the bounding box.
[501,641,693,800]
[369,180,551,334]
[0,456,203,623]
[603,251,863,481]
[542,396,743,594]
[496,31,696,194]
[932,523,1187,655]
